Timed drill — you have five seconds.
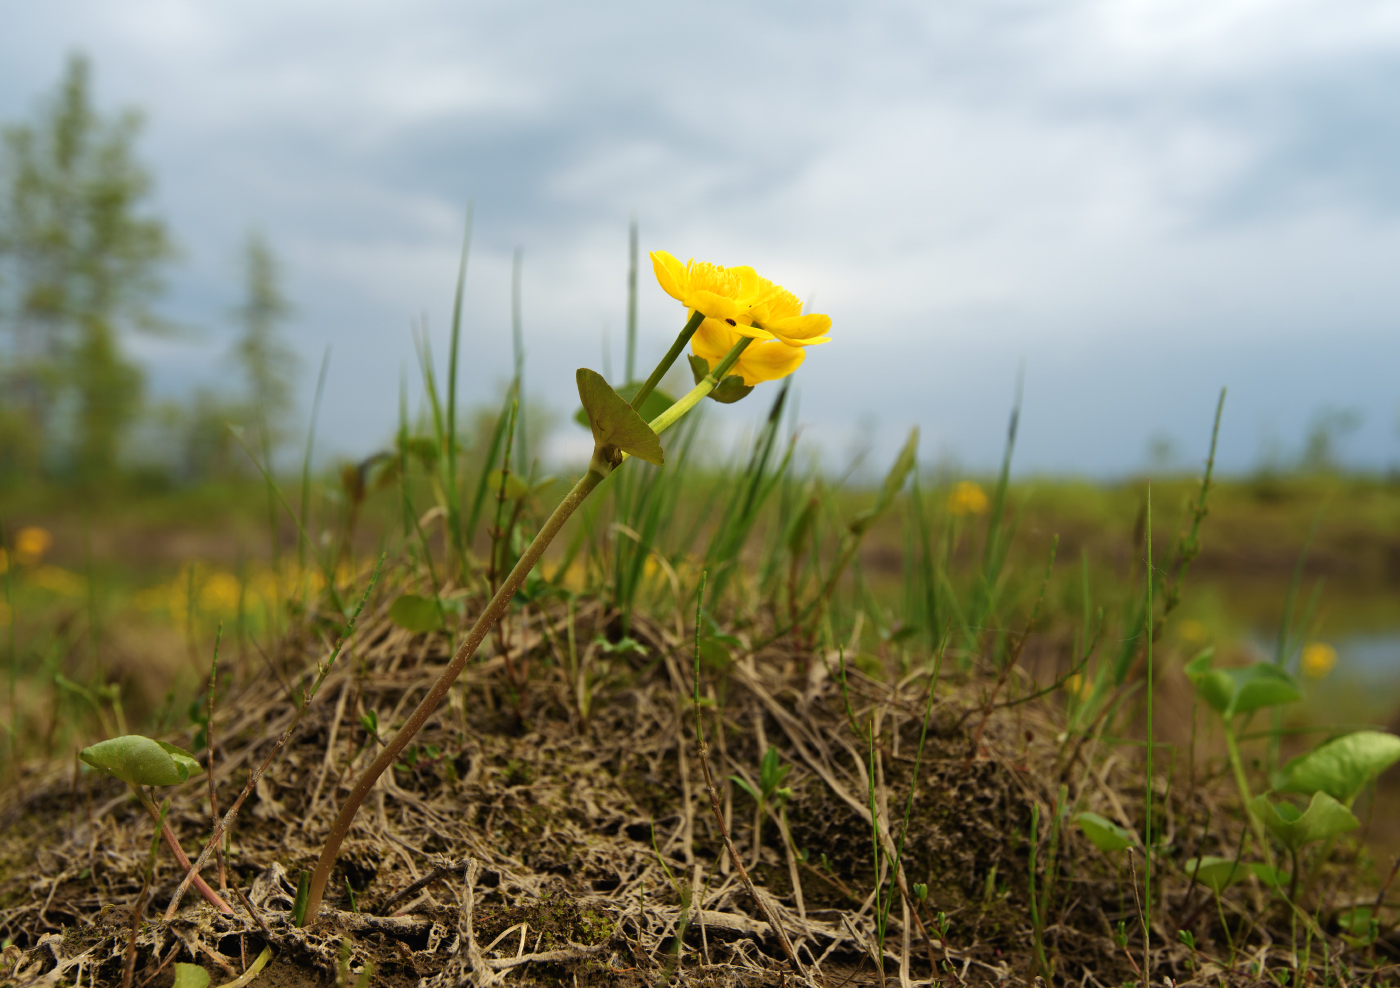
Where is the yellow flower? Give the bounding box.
[743,277,832,347]
[31,565,85,597]
[1178,619,1210,645]
[692,319,807,385]
[947,481,989,516]
[651,251,832,385]
[1301,642,1337,679]
[650,252,766,324]
[1063,673,1092,699]
[14,526,52,564]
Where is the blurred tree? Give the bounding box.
[1300,407,1361,474]
[231,230,296,460]
[0,54,173,482]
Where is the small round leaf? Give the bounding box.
[79,735,192,788]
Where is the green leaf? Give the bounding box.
[688,354,710,384]
[1075,811,1134,852]
[1278,730,1400,806]
[1337,906,1379,946]
[1250,791,1358,852]
[573,383,677,430]
[760,746,790,798]
[79,735,196,788]
[173,963,210,988]
[1182,856,1252,894]
[576,368,664,465]
[387,594,445,634]
[697,636,733,672]
[1248,863,1290,889]
[1184,656,1301,718]
[709,375,753,404]
[730,775,760,803]
[157,741,202,780]
[214,946,272,988]
[484,469,530,500]
[687,354,754,404]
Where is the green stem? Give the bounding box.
[302,464,608,923]
[647,336,753,436]
[1223,721,1275,867]
[630,309,704,411]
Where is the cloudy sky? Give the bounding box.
[3,0,1398,475]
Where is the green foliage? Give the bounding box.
[1249,791,1358,852]
[79,734,199,787]
[1277,730,1400,806]
[387,594,444,634]
[1075,811,1134,852]
[1181,856,1282,895]
[687,353,752,403]
[172,963,210,988]
[1185,652,1302,718]
[576,368,663,465]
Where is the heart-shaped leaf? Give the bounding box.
[1184,656,1301,718]
[80,735,199,788]
[1182,856,1252,894]
[709,374,754,404]
[1278,731,1400,806]
[688,354,754,404]
[573,383,677,431]
[1075,812,1134,852]
[577,369,663,465]
[1250,791,1358,852]
[388,594,445,634]
[172,963,210,988]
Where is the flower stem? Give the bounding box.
[629,309,704,411]
[1224,720,1274,867]
[301,462,609,924]
[647,336,753,436]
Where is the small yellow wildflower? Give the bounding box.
[1301,642,1338,679]
[1063,673,1092,699]
[15,526,52,564]
[947,481,990,516]
[1178,619,1210,645]
[200,571,243,614]
[31,565,86,597]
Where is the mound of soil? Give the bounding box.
[2,573,1396,986]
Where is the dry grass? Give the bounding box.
[2,559,1398,988]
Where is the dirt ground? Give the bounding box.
[3,568,1398,987]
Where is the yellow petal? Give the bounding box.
[650,251,688,303]
[763,313,832,345]
[688,289,744,321]
[735,340,805,385]
[692,319,742,362]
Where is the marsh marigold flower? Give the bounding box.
[1301,642,1338,679]
[947,481,989,516]
[650,251,831,386]
[15,526,52,564]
